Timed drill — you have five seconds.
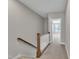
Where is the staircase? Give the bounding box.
[14,32,50,59]
[13,43,68,59]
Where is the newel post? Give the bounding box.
[36,33,41,58]
[48,32,50,43]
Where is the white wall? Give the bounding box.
[48,17,52,43]
[8,0,44,58]
[43,19,48,34]
[65,0,70,58]
[48,13,65,43]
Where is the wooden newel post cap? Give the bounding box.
[37,33,40,35]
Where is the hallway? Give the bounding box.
[17,43,68,59]
[8,0,70,59]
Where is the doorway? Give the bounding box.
[52,18,61,44]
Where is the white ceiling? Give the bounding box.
[18,0,67,18]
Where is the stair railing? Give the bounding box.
[36,32,50,58]
[17,32,50,58]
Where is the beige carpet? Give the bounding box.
[17,43,68,59]
[39,43,68,59]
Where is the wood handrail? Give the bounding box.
[40,32,50,56]
[41,43,50,56]
[17,38,36,48]
[17,32,50,58]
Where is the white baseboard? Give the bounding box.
[59,42,69,59]
[12,54,21,59]
[60,42,65,45]
[65,45,70,59]
[12,54,35,59]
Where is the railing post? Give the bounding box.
[48,32,50,43]
[36,33,41,58]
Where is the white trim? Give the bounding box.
[12,54,35,59]
[60,42,65,45]
[65,45,70,59]
[12,54,22,59]
[60,42,69,59]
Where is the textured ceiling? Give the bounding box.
[18,0,67,18]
